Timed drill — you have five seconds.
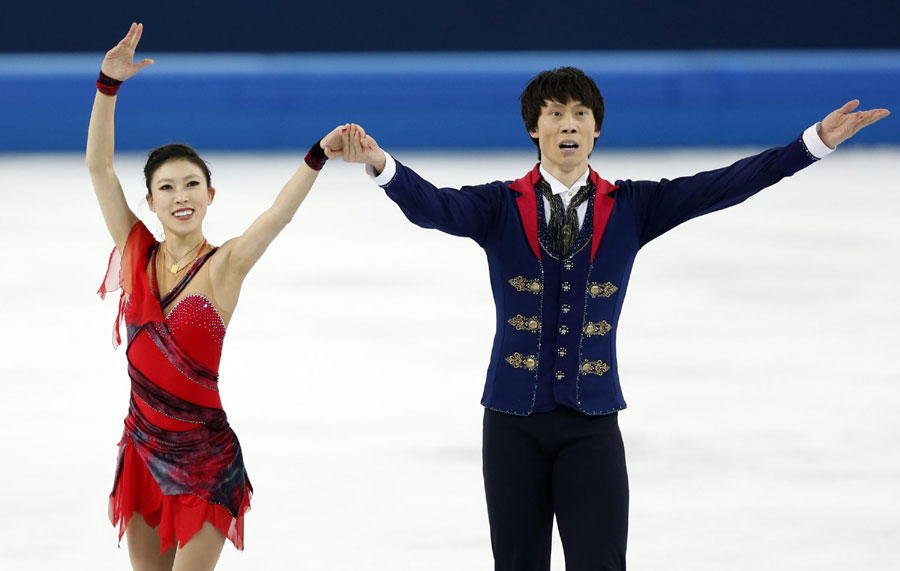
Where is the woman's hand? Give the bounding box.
[320,124,349,158]
[100,22,154,82]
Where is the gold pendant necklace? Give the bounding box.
[163,238,207,274]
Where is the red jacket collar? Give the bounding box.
[510,164,618,262]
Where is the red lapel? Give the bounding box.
[509,165,543,261]
[588,167,618,262]
[511,165,619,263]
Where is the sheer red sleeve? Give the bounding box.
[97,222,160,348]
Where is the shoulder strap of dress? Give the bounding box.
[158,247,219,309]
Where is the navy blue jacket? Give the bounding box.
[380,136,817,415]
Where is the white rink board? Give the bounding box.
[0,147,898,570]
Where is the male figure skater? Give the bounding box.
[327,67,888,570]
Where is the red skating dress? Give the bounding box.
[99,222,252,553]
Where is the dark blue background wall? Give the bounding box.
[4,1,900,52]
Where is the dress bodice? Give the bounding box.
[165,293,226,372]
[126,243,227,432]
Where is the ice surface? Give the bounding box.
[0,147,898,570]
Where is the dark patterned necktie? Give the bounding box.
[538,178,593,256]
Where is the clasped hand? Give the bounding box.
[320,123,386,172]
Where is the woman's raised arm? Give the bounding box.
[85,22,154,252]
[208,125,348,308]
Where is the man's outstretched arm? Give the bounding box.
[633,100,890,245]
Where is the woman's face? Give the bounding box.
[146,159,215,237]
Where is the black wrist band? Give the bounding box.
[96,71,123,96]
[304,139,328,171]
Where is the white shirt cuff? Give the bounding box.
[803,122,834,160]
[366,152,397,186]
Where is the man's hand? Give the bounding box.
[100,22,154,82]
[819,100,890,149]
[321,123,387,174]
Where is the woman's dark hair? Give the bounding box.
[519,67,605,159]
[144,143,212,193]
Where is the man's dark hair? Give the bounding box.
[144,143,212,194]
[519,67,605,159]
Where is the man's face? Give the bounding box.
[529,99,600,175]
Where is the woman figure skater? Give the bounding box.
[88,23,344,570]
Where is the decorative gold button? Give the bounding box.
[580,359,611,376]
[587,282,619,299]
[505,352,538,370]
[508,315,540,333]
[509,276,543,294]
[583,320,612,337]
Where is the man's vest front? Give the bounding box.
[481,165,625,415]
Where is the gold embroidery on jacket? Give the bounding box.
[580,359,611,376]
[506,352,538,370]
[508,315,541,332]
[509,276,543,294]
[583,320,612,337]
[587,282,618,298]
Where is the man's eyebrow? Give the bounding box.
[545,100,586,108]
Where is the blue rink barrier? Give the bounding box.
[1,52,898,152]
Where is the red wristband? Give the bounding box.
[96,71,123,96]
[304,139,328,171]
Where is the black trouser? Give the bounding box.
[483,407,629,571]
